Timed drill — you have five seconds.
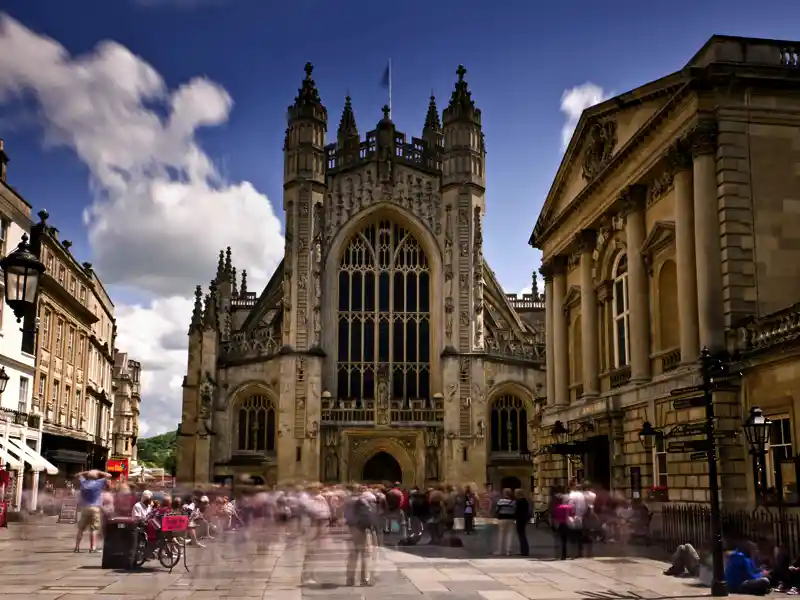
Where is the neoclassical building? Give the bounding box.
[176,64,545,488]
[530,35,800,507]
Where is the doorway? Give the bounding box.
[584,435,611,490]
[500,475,522,491]
[362,451,402,483]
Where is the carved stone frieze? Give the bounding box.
[323,169,441,247]
[220,324,280,360]
[648,168,674,205]
[582,120,617,181]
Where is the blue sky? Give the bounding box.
[1,0,798,435]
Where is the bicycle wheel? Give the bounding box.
[132,533,148,567]
[158,540,182,569]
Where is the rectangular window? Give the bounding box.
[46,253,54,274]
[653,435,669,488]
[55,318,63,357]
[79,286,86,304]
[58,265,65,285]
[52,379,59,405]
[42,310,51,350]
[76,388,82,414]
[67,327,75,362]
[69,276,76,295]
[767,416,795,501]
[65,385,71,409]
[18,376,28,414]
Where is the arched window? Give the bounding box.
[612,253,630,368]
[490,395,528,453]
[236,394,276,453]
[337,220,431,401]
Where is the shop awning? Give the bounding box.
[3,437,58,475]
[0,438,22,470]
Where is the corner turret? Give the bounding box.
[422,94,443,149]
[284,62,327,185]
[441,65,485,189]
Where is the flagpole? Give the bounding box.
[388,58,392,119]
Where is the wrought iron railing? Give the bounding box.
[662,503,800,558]
[0,407,28,426]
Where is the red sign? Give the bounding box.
[0,501,7,528]
[161,514,189,532]
[107,458,129,479]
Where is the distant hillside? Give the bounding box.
[137,430,177,474]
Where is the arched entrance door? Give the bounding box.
[501,476,522,491]
[362,451,402,483]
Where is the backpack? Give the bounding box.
[353,498,374,530]
[494,498,516,519]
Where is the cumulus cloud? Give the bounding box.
[559,82,609,150]
[0,14,284,435]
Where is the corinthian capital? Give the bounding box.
[690,119,718,157]
[617,184,647,217]
[573,229,597,254]
[665,138,692,173]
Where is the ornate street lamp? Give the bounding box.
[743,406,772,455]
[0,367,9,395]
[552,420,569,445]
[0,234,45,322]
[638,421,659,452]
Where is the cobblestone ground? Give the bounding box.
[0,518,726,599]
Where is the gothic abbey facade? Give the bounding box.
[175,64,545,489]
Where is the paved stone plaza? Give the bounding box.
[0,519,721,599]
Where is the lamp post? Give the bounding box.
[743,406,771,500]
[0,367,9,395]
[638,348,728,597]
[0,233,44,323]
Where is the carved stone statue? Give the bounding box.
[476,419,485,439]
[377,378,389,409]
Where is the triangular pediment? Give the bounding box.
[563,285,581,310]
[640,220,676,258]
[530,72,688,248]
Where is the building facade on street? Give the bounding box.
[31,210,116,481]
[177,64,546,488]
[111,350,141,461]
[0,140,55,511]
[530,35,800,508]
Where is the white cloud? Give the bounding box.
[559,82,609,150]
[0,14,285,435]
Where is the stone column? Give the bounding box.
[691,120,725,353]
[542,267,556,407]
[668,141,700,363]
[578,231,599,397]
[551,258,569,406]
[621,185,651,381]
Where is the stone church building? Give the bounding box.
[176,64,546,488]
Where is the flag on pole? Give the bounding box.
[380,62,390,89]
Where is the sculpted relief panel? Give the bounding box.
[323,166,443,250]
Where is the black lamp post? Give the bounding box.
[637,348,728,597]
[552,420,569,445]
[743,406,772,502]
[0,233,44,322]
[0,367,9,395]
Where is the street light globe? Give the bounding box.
[743,406,772,453]
[552,420,568,445]
[0,234,45,322]
[638,421,658,452]
[0,367,9,395]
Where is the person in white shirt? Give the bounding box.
[131,490,152,520]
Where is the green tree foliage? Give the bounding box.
[137,430,177,474]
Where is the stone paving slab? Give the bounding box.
[0,517,748,599]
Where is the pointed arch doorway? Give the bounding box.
[362,451,403,484]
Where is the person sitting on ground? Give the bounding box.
[664,543,701,577]
[766,546,800,593]
[725,541,772,596]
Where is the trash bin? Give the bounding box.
[101,516,140,570]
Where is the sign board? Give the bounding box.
[690,451,709,461]
[161,514,189,532]
[670,385,704,397]
[668,439,710,453]
[673,397,707,410]
[107,458,129,479]
[57,496,78,524]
